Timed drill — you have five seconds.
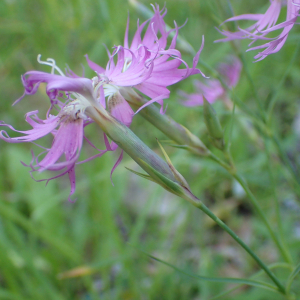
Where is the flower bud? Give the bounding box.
[85,105,200,205]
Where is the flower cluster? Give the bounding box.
[0,5,204,201]
[179,57,241,106]
[216,0,300,61]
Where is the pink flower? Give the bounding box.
[179,57,241,106]
[0,62,122,202]
[216,0,300,61]
[85,4,204,119]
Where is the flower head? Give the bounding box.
[216,0,300,61]
[85,4,204,118]
[0,58,123,201]
[179,57,241,106]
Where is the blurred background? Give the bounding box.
[0,0,300,299]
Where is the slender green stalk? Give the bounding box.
[286,263,300,294]
[210,149,290,264]
[188,199,286,295]
[272,134,300,185]
[235,50,266,121]
[231,171,292,265]
[268,133,300,198]
[196,147,292,264]
[264,138,293,264]
[206,151,231,171]
[267,39,300,124]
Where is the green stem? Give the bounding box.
[235,49,266,122]
[209,149,291,264]
[267,39,300,124]
[190,199,286,295]
[232,172,292,264]
[286,263,300,294]
[264,138,293,264]
[209,147,291,264]
[272,134,300,186]
[207,151,232,171]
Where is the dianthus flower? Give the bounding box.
[179,57,241,106]
[0,58,123,201]
[216,0,300,61]
[85,4,204,121]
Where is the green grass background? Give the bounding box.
[0,0,300,299]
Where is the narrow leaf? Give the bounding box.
[131,245,279,293]
[156,139,190,188]
[169,144,190,150]
[125,167,157,183]
[211,263,293,299]
[136,158,182,194]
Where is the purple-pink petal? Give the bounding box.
[0,111,60,143]
[85,54,105,74]
[37,118,83,171]
[216,0,300,60]
[19,71,95,102]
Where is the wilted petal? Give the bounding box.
[108,92,134,127]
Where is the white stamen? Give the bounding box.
[37,55,66,76]
[61,99,89,120]
[103,84,120,98]
[122,58,132,72]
